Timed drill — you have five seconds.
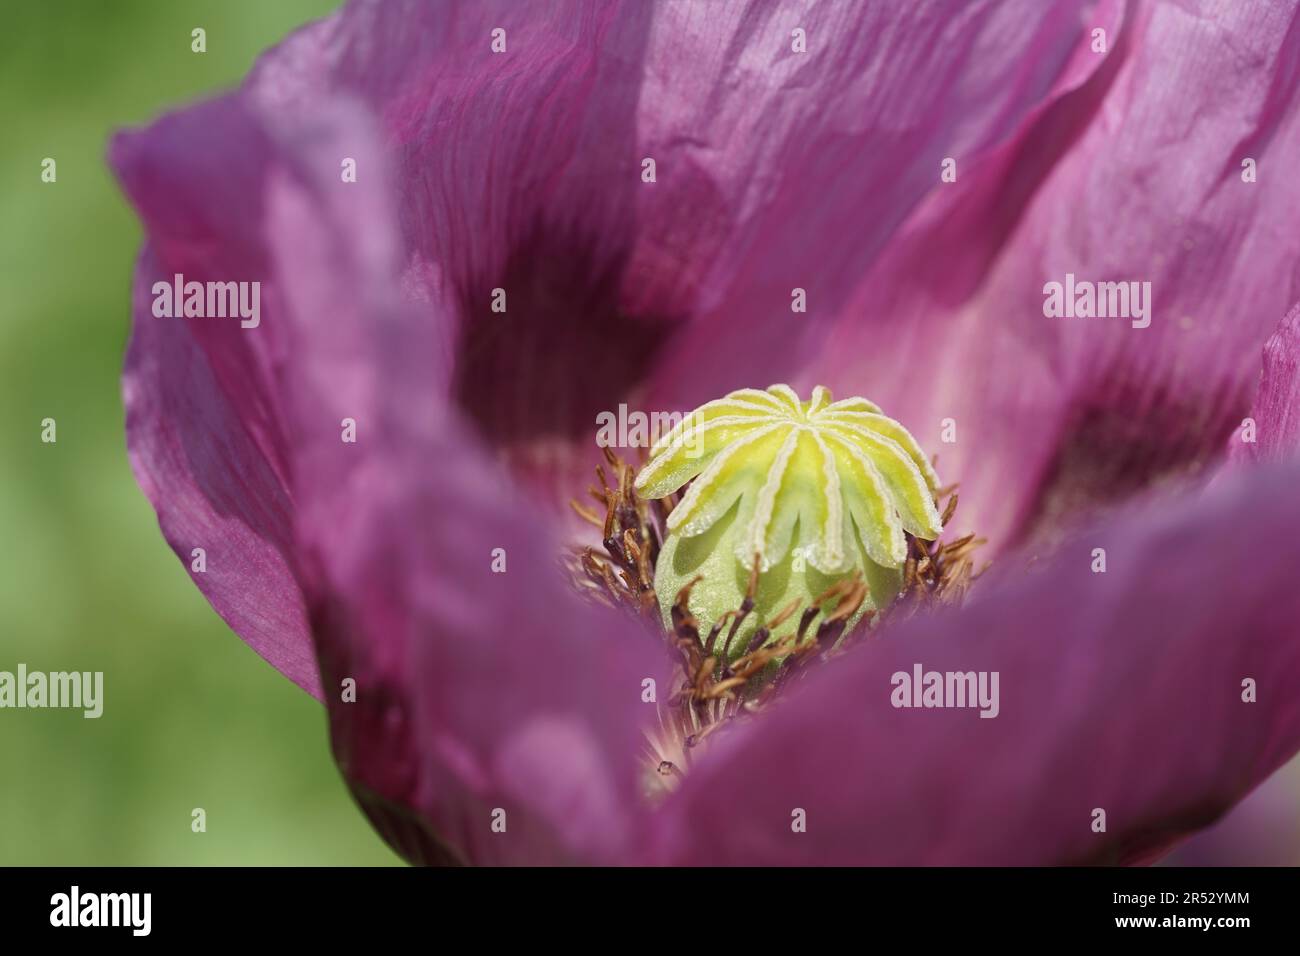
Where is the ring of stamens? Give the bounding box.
[569,445,985,797]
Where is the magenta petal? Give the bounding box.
[262,1,1119,505]
[108,38,393,698]
[280,0,686,501]
[256,131,670,864]
[645,0,1120,409]
[298,398,670,866]
[815,1,1300,550]
[121,250,317,696]
[111,92,322,695]
[648,462,1300,865]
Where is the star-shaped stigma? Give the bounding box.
[634,385,943,574]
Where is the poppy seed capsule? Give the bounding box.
[635,385,943,659]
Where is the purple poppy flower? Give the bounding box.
[110,0,1300,866]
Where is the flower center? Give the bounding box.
[569,385,983,797]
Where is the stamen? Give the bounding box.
[566,388,987,794]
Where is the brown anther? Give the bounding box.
[831,579,868,623]
[570,499,604,528]
[742,626,771,656]
[671,575,703,644]
[815,616,847,647]
[767,598,802,631]
[720,596,753,661]
[940,491,960,526]
[796,605,820,640]
[884,489,985,621]
[703,612,734,658]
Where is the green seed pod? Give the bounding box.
[635,385,942,659]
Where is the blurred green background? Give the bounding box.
[0,0,399,865]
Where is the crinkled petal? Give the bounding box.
[648,461,1300,865]
[815,0,1300,550]
[263,0,679,502]
[646,0,1122,405]
[249,0,1115,506]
